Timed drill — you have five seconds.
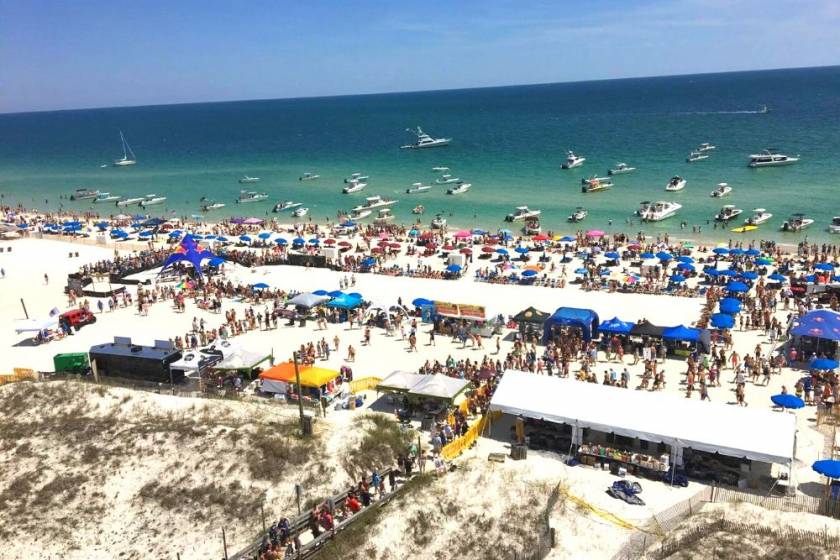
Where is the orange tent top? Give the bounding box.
[260,362,339,388]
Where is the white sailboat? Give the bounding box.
[113,131,137,167]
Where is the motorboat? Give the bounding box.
[447,182,471,195]
[140,195,167,207]
[568,207,588,223]
[435,174,460,185]
[524,219,541,235]
[70,188,99,201]
[342,180,367,194]
[116,197,144,207]
[237,190,269,203]
[581,176,610,186]
[345,172,369,183]
[202,202,226,212]
[829,217,840,234]
[780,213,814,232]
[686,151,709,163]
[665,176,687,192]
[640,201,682,222]
[714,205,743,222]
[352,195,397,212]
[350,208,372,220]
[561,150,586,169]
[412,205,425,215]
[745,208,773,226]
[697,143,716,152]
[748,149,799,168]
[93,192,121,203]
[238,176,260,184]
[430,214,447,229]
[432,166,449,172]
[292,207,309,218]
[406,183,432,194]
[113,131,137,166]
[710,183,732,198]
[373,208,395,225]
[581,177,613,193]
[400,127,451,149]
[608,162,635,175]
[273,200,302,212]
[299,172,319,181]
[635,201,653,217]
[505,206,541,222]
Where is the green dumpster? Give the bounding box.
[53,353,90,374]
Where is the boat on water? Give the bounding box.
[140,194,167,207]
[406,183,432,194]
[350,208,372,220]
[687,151,709,163]
[745,208,773,226]
[237,190,269,203]
[697,142,716,152]
[665,176,687,192]
[70,188,99,201]
[748,148,799,168]
[430,214,447,229]
[447,182,471,195]
[202,202,226,212]
[608,162,635,175]
[829,217,840,234]
[505,206,541,222]
[524,219,541,235]
[273,200,302,212]
[238,176,260,184]
[292,207,309,218]
[780,213,813,232]
[561,150,586,169]
[373,208,395,225]
[581,177,613,193]
[400,127,451,149]
[435,174,460,185]
[113,131,137,167]
[568,207,588,223]
[715,205,743,222]
[116,197,144,207]
[342,180,367,194]
[345,172,369,183]
[352,195,397,212]
[299,172,319,181]
[710,183,732,198]
[412,205,425,215]
[640,201,682,222]
[93,192,121,203]
[432,166,449,172]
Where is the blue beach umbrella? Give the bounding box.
[640,252,655,259]
[810,358,839,370]
[308,238,320,245]
[729,248,744,256]
[412,297,433,307]
[814,263,835,271]
[208,257,225,267]
[677,256,694,263]
[560,236,575,243]
[719,269,737,277]
[669,274,686,283]
[472,228,487,235]
[495,248,508,255]
[522,269,538,277]
[112,230,128,238]
[257,232,271,240]
[755,258,773,265]
[216,236,228,242]
[274,238,288,245]
[705,268,720,277]
[605,251,620,259]
[768,273,787,282]
[713,247,729,255]
[676,262,695,271]
[574,268,588,275]
[804,274,817,283]
[813,460,840,479]
[292,237,305,245]
[168,231,181,238]
[719,298,742,314]
[710,313,735,329]
[656,251,672,261]
[514,246,529,254]
[139,230,153,237]
[745,249,761,256]
[239,235,252,242]
[252,283,270,290]
[446,264,462,273]
[739,271,759,280]
[771,394,804,409]
[726,281,749,293]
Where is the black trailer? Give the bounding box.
[89,337,183,384]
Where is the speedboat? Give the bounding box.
[238,176,260,184]
[697,143,716,152]
[561,151,585,169]
[435,174,460,185]
[431,214,447,229]
[640,201,682,222]
[342,180,367,194]
[829,217,840,234]
[345,172,369,183]
[373,209,395,225]
[352,195,397,212]
[116,197,144,207]
[432,166,449,172]
[400,127,451,149]
[406,183,432,194]
[745,208,773,226]
[299,172,319,181]
[70,188,99,201]
[292,207,309,218]
[710,183,732,198]
[93,192,121,203]
[635,201,652,217]
[715,205,743,222]
[568,207,588,223]
[665,176,686,192]
[505,206,541,222]
[350,208,372,220]
[780,213,813,232]
[202,202,226,212]
[237,190,269,203]
[524,219,541,235]
[412,205,425,215]
[113,131,137,166]
[608,162,635,175]
[581,177,613,193]
[748,149,799,168]
[447,182,471,195]
[273,200,302,212]
[140,194,167,207]
[686,151,709,163]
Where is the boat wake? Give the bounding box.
[676,106,769,115]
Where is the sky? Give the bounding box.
[1,0,838,113]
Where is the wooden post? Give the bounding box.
[20,298,29,319]
[293,352,306,435]
[222,528,228,560]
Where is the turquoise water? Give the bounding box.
[1,66,839,242]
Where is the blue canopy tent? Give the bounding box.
[328,290,344,298]
[810,358,839,370]
[412,297,433,307]
[663,324,711,353]
[598,317,634,335]
[543,307,600,343]
[719,297,742,314]
[710,313,735,329]
[813,459,840,479]
[327,294,363,310]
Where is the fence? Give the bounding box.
[0,368,37,386]
[710,484,840,517]
[347,377,382,394]
[440,410,501,461]
[510,483,561,560]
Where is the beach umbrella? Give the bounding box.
[292,237,305,245]
[729,248,744,256]
[768,273,787,282]
[586,229,605,238]
[407,229,418,236]
[814,263,836,271]
[745,249,761,256]
[656,251,673,261]
[208,257,225,267]
[810,358,839,371]
[389,242,401,249]
[481,246,495,253]
[324,238,336,245]
[446,264,462,273]
[532,234,550,241]
[460,248,472,255]
[669,274,686,283]
[676,262,695,271]
[274,238,288,245]
[574,268,588,275]
[640,252,655,259]
[308,238,320,245]
[239,235,252,242]
[710,313,735,329]
[168,231,181,238]
[338,240,351,247]
[371,247,383,254]
[522,269,537,277]
[677,255,694,263]
[514,246,529,254]
[112,230,128,238]
[605,251,620,259]
[472,228,487,235]
[755,257,773,265]
[412,297,433,307]
[257,232,271,240]
[313,290,329,296]
[252,283,270,290]
[559,235,575,243]
[191,234,204,240]
[719,298,742,314]
[713,248,729,255]
[705,268,720,277]
[812,460,840,479]
[718,269,737,277]
[139,230,153,237]
[739,271,759,280]
[496,248,508,255]
[442,244,455,251]
[204,234,217,240]
[771,394,804,409]
[726,281,749,293]
[453,230,472,238]
[216,236,228,242]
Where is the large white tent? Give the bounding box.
[489,370,796,465]
[378,371,428,392]
[377,372,471,402]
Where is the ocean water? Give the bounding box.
[1,66,839,242]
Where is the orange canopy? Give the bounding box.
[260,362,340,388]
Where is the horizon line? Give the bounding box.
[2,63,837,117]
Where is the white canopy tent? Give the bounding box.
[377,371,428,392]
[14,317,59,334]
[489,370,796,466]
[409,374,471,402]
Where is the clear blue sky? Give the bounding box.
[1,0,838,113]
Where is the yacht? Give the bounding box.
[665,176,687,192]
[116,197,144,207]
[238,176,260,184]
[373,208,395,225]
[715,205,743,222]
[524,219,541,235]
[406,183,432,194]
[70,188,99,201]
[640,201,682,222]
[505,206,541,222]
[430,214,447,229]
[780,213,814,232]
[202,202,226,212]
[299,172,319,181]
[829,217,840,234]
[748,149,799,168]
[93,192,121,203]
[687,151,709,163]
[292,207,309,218]
[581,177,613,193]
[697,143,716,152]
[561,151,586,169]
[237,190,269,203]
[342,180,367,194]
[113,131,137,167]
[745,208,773,226]
[435,174,460,185]
[350,208,372,220]
[140,194,167,207]
[447,182,471,195]
[608,162,635,175]
[345,172,369,183]
[568,207,588,223]
[412,204,425,215]
[400,127,451,149]
[273,200,302,212]
[710,183,732,198]
[352,195,397,212]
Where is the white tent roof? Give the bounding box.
[15,317,59,334]
[490,370,796,465]
[378,371,427,392]
[408,374,471,401]
[288,292,330,308]
[216,348,272,370]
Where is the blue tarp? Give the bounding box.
[791,310,840,342]
[598,317,634,334]
[326,294,362,310]
[543,307,600,343]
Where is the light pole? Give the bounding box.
[293,351,306,435]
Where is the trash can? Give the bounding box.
[302,414,313,436]
[53,352,90,374]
